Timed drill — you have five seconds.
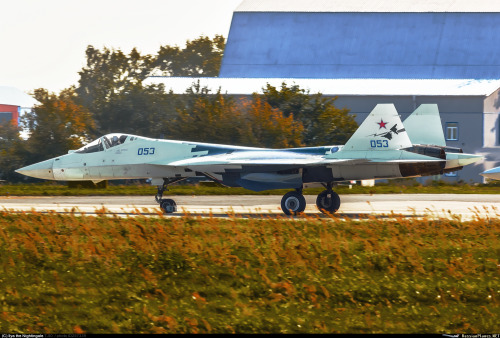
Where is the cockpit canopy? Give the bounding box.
[75,134,137,154]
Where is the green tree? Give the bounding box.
[24,88,95,163]
[262,83,358,146]
[168,86,243,144]
[310,104,359,146]
[76,46,154,135]
[151,35,225,76]
[239,95,304,148]
[96,83,180,137]
[167,85,305,148]
[0,122,27,181]
[129,84,180,138]
[75,39,225,137]
[75,37,225,137]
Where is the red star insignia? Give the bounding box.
[377,119,387,129]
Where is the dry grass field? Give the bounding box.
[0,210,498,333]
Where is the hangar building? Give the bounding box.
[220,0,500,79]
[147,0,500,183]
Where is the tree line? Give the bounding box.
[0,35,357,181]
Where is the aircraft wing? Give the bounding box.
[149,153,443,170]
[150,155,360,168]
[380,159,444,163]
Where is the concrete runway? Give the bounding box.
[1,194,499,220]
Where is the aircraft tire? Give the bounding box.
[316,190,341,214]
[160,198,177,213]
[281,191,306,215]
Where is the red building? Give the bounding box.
[0,104,20,126]
[0,86,38,127]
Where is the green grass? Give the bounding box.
[0,211,498,333]
[1,179,500,196]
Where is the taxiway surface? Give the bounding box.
[1,194,499,220]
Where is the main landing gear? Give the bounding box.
[316,183,341,214]
[155,178,185,214]
[281,189,306,215]
[280,183,341,216]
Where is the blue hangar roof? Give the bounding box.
[219,1,500,79]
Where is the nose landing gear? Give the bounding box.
[160,198,177,213]
[155,178,185,214]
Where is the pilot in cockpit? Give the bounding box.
[111,135,128,147]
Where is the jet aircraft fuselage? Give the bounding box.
[17,136,471,189]
[16,104,482,215]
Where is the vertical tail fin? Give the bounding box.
[403,104,446,146]
[343,104,412,151]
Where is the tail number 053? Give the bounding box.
[138,147,155,155]
[370,140,389,148]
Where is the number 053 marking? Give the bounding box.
[370,140,389,148]
[138,147,155,155]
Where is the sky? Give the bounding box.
[0,0,241,94]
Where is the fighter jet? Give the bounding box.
[16,104,482,215]
[480,166,500,180]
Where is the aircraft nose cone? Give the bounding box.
[15,159,55,180]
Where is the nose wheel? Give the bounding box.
[160,198,177,213]
[155,178,185,214]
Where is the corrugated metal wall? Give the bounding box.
[220,12,500,79]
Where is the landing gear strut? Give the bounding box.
[281,188,306,215]
[155,178,185,214]
[316,183,341,214]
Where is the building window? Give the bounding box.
[446,122,458,141]
[444,171,458,177]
